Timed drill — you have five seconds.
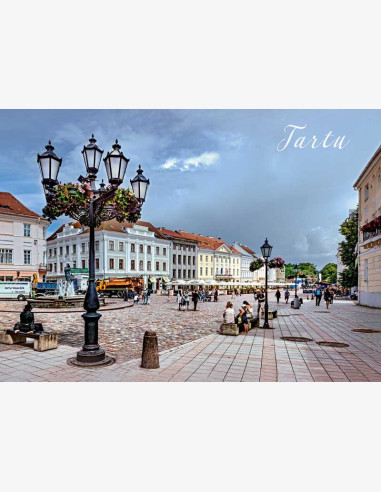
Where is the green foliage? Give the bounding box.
[321,263,337,283]
[338,208,358,287]
[250,258,264,272]
[285,262,317,278]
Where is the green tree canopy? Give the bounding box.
[338,208,358,288]
[321,263,337,283]
[285,262,317,279]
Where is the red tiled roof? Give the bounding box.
[158,227,198,242]
[0,192,43,218]
[238,243,256,255]
[176,230,241,254]
[47,219,168,241]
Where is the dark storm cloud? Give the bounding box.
[0,109,379,268]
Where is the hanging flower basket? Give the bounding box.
[268,257,285,269]
[250,258,265,272]
[42,181,141,225]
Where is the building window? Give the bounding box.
[73,260,77,269]
[178,255,181,264]
[147,245,151,254]
[183,255,186,264]
[188,257,191,265]
[66,245,69,254]
[147,261,152,271]
[173,269,176,278]
[81,243,85,253]
[205,256,208,262]
[95,241,99,252]
[206,267,208,276]
[211,268,213,276]
[0,249,13,264]
[60,262,63,271]
[193,270,195,278]
[163,247,167,255]
[73,244,77,254]
[109,240,115,251]
[119,259,124,270]
[193,257,195,265]
[156,246,160,255]
[95,258,99,270]
[364,259,368,282]
[139,260,144,270]
[131,243,136,253]
[24,250,31,264]
[54,263,57,272]
[183,269,186,278]
[139,244,144,253]
[364,184,369,200]
[178,269,181,278]
[109,258,115,269]
[49,248,52,258]
[119,242,124,252]
[173,254,176,264]
[188,269,190,278]
[131,260,135,270]
[23,224,31,237]
[82,259,86,269]
[200,255,203,262]
[59,247,63,255]
[156,261,160,271]
[200,267,203,276]
[163,262,167,271]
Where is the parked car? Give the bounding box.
[0,281,32,301]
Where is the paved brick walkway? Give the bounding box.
[0,297,380,381]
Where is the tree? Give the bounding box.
[321,263,337,283]
[338,208,358,288]
[285,262,317,279]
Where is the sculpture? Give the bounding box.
[14,303,44,334]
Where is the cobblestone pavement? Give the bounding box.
[1,295,380,382]
[0,293,282,361]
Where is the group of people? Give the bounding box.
[124,288,153,305]
[223,300,253,334]
[314,287,334,309]
[176,288,219,311]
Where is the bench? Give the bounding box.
[0,329,58,352]
[219,316,260,336]
[260,310,278,319]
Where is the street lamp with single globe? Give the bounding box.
[38,136,149,367]
[130,165,150,203]
[294,264,298,298]
[260,238,273,329]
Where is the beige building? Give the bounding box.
[0,192,49,281]
[354,146,381,308]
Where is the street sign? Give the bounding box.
[71,268,89,274]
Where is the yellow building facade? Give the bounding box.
[354,146,381,308]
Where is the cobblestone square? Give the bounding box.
[1,293,380,382]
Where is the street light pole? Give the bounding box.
[294,264,298,298]
[38,136,150,367]
[260,238,273,329]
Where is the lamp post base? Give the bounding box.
[68,349,115,367]
[262,322,274,329]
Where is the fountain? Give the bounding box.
[58,279,76,298]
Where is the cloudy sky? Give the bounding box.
[0,109,379,269]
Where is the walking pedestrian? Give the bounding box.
[192,290,199,311]
[142,289,147,305]
[315,287,322,306]
[284,289,290,304]
[184,291,190,310]
[257,289,265,315]
[146,290,151,306]
[275,289,281,304]
[324,288,330,309]
[214,289,218,302]
[177,291,183,311]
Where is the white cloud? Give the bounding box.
[161,152,219,171]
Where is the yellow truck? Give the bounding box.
[96,277,144,298]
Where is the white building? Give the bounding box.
[232,242,257,282]
[46,219,171,291]
[0,192,49,281]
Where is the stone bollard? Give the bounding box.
[141,330,160,369]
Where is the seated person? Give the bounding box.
[223,301,235,324]
[235,307,249,334]
[242,300,253,316]
[15,303,43,333]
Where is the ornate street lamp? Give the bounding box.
[130,165,150,203]
[103,139,129,186]
[260,238,273,329]
[37,140,62,192]
[38,136,149,367]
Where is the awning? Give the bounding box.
[162,276,170,283]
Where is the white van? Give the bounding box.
[0,282,32,301]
